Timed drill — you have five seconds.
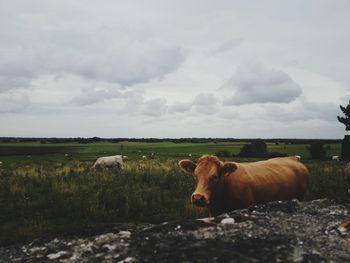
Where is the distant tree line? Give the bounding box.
[214,140,337,160]
[0,137,342,144]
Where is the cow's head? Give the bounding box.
[179,155,237,207]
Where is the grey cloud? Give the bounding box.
[262,99,339,122]
[0,0,348,139]
[168,102,192,113]
[122,91,145,114]
[223,62,302,105]
[0,44,44,91]
[0,12,187,93]
[71,87,123,106]
[193,93,219,115]
[0,76,32,92]
[65,44,186,86]
[219,109,240,120]
[302,100,339,122]
[141,98,168,116]
[211,38,242,55]
[0,90,30,113]
[340,96,350,104]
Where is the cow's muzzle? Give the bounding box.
[191,194,209,207]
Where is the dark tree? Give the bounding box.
[338,100,350,159]
[341,135,350,160]
[307,141,327,160]
[253,140,267,154]
[238,140,267,157]
[337,100,350,130]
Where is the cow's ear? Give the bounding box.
[220,162,238,176]
[178,159,197,174]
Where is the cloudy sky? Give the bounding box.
[0,0,349,138]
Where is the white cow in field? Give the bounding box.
[0,161,2,165]
[92,155,123,170]
[142,155,147,159]
[332,155,340,161]
[294,155,301,161]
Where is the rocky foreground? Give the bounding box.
[1,199,350,262]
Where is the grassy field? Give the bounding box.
[0,141,348,246]
[0,141,342,164]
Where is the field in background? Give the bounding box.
[0,141,342,164]
[0,141,347,246]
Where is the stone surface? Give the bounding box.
[0,199,349,262]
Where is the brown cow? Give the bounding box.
[179,155,309,216]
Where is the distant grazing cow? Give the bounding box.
[148,153,155,159]
[64,153,69,157]
[92,155,123,170]
[188,154,192,157]
[142,155,147,159]
[295,155,301,161]
[0,161,2,165]
[332,156,340,161]
[344,163,350,193]
[179,155,309,216]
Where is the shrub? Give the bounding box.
[253,140,267,154]
[238,144,256,157]
[238,140,267,157]
[214,150,232,158]
[307,141,327,160]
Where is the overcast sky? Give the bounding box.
[0,0,349,138]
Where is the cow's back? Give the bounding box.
[223,157,309,209]
[93,155,123,168]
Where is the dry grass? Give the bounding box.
[0,158,348,246]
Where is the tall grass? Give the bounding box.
[306,160,350,202]
[0,159,348,246]
[0,160,206,245]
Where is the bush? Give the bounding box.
[307,141,327,160]
[238,140,267,157]
[214,150,232,158]
[254,140,267,154]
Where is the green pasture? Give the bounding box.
[0,141,347,246]
[0,141,342,164]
